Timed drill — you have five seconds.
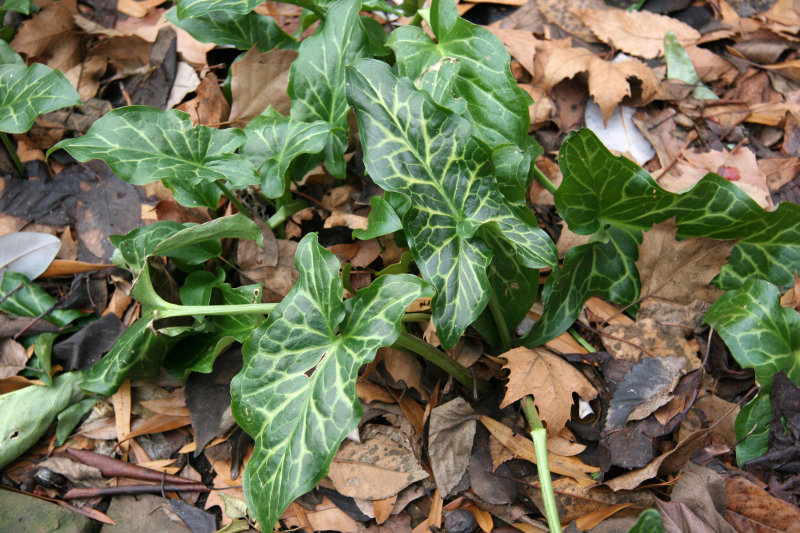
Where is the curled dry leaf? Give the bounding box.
[572,7,700,59]
[544,48,659,124]
[500,347,596,434]
[428,398,477,497]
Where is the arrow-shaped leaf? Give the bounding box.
[0,272,83,327]
[0,63,80,134]
[288,0,368,178]
[347,59,556,348]
[705,279,800,464]
[231,233,431,529]
[165,8,298,52]
[50,106,257,189]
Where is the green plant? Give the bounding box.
[1,0,799,529]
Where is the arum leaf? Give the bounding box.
[55,397,96,446]
[153,213,262,256]
[110,222,222,274]
[288,0,369,178]
[0,41,25,66]
[0,272,82,327]
[0,371,85,470]
[175,0,264,18]
[0,63,80,134]
[165,8,298,52]
[346,59,556,348]
[628,509,664,533]
[1,0,36,15]
[389,0,531,150]
[231,233,431,529]
[352,196,403,240]
[0,232,60,281]
[81,313,176,395]
[162,177,222,209]
[50,106,257,189]
[705,279,800,464]
[242,110,332,198]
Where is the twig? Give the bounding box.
[65,448,199,486]
[63,483,210,499]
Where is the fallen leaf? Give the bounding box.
[64,56,107,102]
[536,0,605,42]
[668,462,737,533]
[725,476,800,531]
[327,434,428,500]
[238,238,298,300]
[0,339,29,379]
[573,7,700,59]
[544,48,659,124]
[601,319,700,370]
[500,347,596,434]
[488,28,536,75]
[428,397,477,497]
[655,500,716,533]
[228,47,297,127]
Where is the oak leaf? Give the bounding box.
[500,347,596,434]
[573,7,700,59]
[543,48,659,124]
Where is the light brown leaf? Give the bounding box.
[11,0,77,59]
[724,477,800,531]
[176,72,230,126]
[573,7,700,59]
[64,56,107,102]
[327,435,428,500]
[373,494,396,524]
[601,318,700,370]
[228,47,297,127]
[536,0,605,42]
[543,47,659,123]
[0,339,29,379]
[488,28,536,75]
[323,210,368,231]
[113,8,214,66]
[500,347,596,434]
[428,397,477,497]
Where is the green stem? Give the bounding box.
[568,328,596,352]
[214,181,251,218]
[401,313,431,323]
[522,396,562,533]
[254,189,277,210]
[488,292,512,349]
[532,165,557,196]
[393,331,488,395]
[1,132,25,176]
[154,302,277,320]
[266,198,307,229]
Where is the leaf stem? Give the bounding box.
[522,396,562,533]
[393,331,489,395]
[401,313,431,323]
[1,132,25,176]
[153,302,277,319]
[266,198,307,229]
[488,292,512,349]
[568,328,596,352]
[532,165,557,196]
[214,181,252,218]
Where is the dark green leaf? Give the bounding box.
[0,41,25,66]
[0,63,81,134]
[0,272,82,327]
[704,279,800,464]
[360,15,389,58]
[166,8,298,52]
[163,176,222,209]
[627,509,664,533]
[2,0,36,14]
[55,398,96,446]
[176,0,263,19]
[32,332,59,387]
[110,222,222,274]
[231,233,431,529]
[493,143,541,204]
[389,0,531,150]
[0,371,85,470]
[289,0,369,178]
[81,314,177,395]
[242,109,332,198]
[50,107,257,189]
[352,196,403,240]
[180,270,225,307]
[153,213,262,256]
[347,59,556,347]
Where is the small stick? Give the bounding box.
[65,448,198,486]
[63,483,209,499]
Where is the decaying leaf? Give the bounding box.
[428,398,477,497]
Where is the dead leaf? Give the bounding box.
[114,8,214,66]
[536,0,605,42]
[112,379,132,457]
[327,434,428,500]
[176,72,230,126]
[469,448,517,504]
[377,346,427,399]
[118,0,167,17]
[228,47,297,127]
[373,494,396,524]
[655,500,716,533]
[601,319,700,370]
[488,28,536,75]
[500,347,596,434]
[64,56,107,102]
[324,210,368,231]
[428,397,477,497]
[238,238,298,300]
[573,7,700,59]
[11,0,81,71]
[544,48,659,124]
[668,462,737,533]
[0,339,29,379]
[725,476,800,531]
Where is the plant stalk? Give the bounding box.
[214,181,252,218]
[488,292,512,349]
[1,132,25,176]
[393,331,488,395]
[522,396,562,533]
[401,313,431,323]
[532,165,557,196]
[153,302,277,320]
[568,328,596,352]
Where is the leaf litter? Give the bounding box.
[1,0,800,530]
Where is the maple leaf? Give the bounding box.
[544,47,659,124]
[500,347,597,434]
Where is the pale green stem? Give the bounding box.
[488,291,512,349]
[401,313,431,323]
[393,331,488,395]
[153,302,277,320]
[1,132,25,176]
[267,198,307,229]
[214,181,252,218]
[533,165,557,196]
[568,328,596,352]
[522,396,563,533]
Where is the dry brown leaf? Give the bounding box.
[327,435,428,500]
[373,494,396,524]
[377,347,427,398]
[228,47,297,127]
[724,476,800,531]
[176,72,230,126]
[543,48,659,124]
[118,0,167,17]
[139,388,189,417]
[0,339,29,379]
[112,379,132,457]
[488,28,535,75]
[602,318,699,368]
[113,8,214,66]
[64,56,107,102]
[500,347,596,434]
[536,0,605,42]
[323,210,368,231]
[573,7,699,59]
[546,428,586,456]
[120,414,192,442]
[761,157,800,191]
[11,0,81,71]
[479,415,599,482]
[428,397,477,497]
[350,239,380,269]
[238,238,298,300]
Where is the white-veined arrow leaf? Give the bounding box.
[49,106,258,190]
[0,41,25,66]
[231,233,431,529]
[0,272,83,327]
[0,63,80,134]
[346,59,556,348]
[152,213,262,255]
[176,0,398,19]
[389,0,531,151]
[288,0,368,178]
[165,8,298,52]
[1,0,35,15]
[352,195,403,240]
[705,279,800,464]
[241,108,332,198]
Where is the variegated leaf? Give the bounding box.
[347,59,556,348]
[0,63,80,134]
[231,233,431,529]
[165,8,298,51]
